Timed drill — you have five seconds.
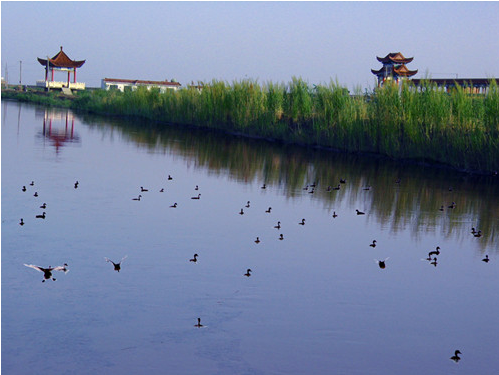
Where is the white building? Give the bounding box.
[101,78,181,93]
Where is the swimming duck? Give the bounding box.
[245,201,250,208]
[105,256,127,272]
[195,185,199,190]
[298,218,305,225]
[326,186,331,192]
[439,205,444,212]
[370,240,377,248]
[132,195,142,201]
[35,212,46,219]
[448,202,456,209]
[274,221,281,229]
[471,227,476,235]
[191,194,201,200]
[375,258,389,269]
[168,175,173,180]
[160,188,164,192]
[482,255,490,263]
[140,186,148,192]
[30,181,35,186]
[474,230,482,238]
[363,186,371,191]
[22,186,26,192]
[308,188,314,194]
[255,237,260,244]
[239,208,244,215]
[333,184,341,190]
[19,218,25,226]
[74,181,79,189]
[194,318,203,327]
[265,207,272,213]
[261,184,266,189]
[170,203,178,208]
[450,350,461,363]
[356,209,365,215]
[303,185,309,190]
[40,203,47,209]
[33,192,38,197]
[244,269,252,277]
[428,246,440,257]
[332,211,338,218]
[279,234,284,241]
[24,263,69,282]
[430,257,438,267]
[340,179,346,184]
[190,253,199,263]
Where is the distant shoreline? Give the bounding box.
[2,80,499,176]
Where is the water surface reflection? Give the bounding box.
[3,101,498,375]
[80,112,499,248]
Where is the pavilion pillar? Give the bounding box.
[51,68,54,81]
[67,71,70,87]
[74,68,77,83]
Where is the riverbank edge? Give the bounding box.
[2,88,496,177]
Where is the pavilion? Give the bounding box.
[371,52,418,87]
[37,46,86,90]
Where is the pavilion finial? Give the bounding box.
[60,46,63,51]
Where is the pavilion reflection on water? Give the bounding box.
[35,108,81,153]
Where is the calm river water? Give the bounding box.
[2,100,499,374]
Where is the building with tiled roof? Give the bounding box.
[37,46,86,90]
[372,52,418,86]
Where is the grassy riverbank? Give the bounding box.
[3,78,499,173]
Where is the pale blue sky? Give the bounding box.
[2,1,499,90]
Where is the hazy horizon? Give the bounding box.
[2,1,499,91]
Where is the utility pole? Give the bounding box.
[4,63,8,88]
[19,60,22,87]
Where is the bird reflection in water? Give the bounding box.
[105,256,128,272]
[24,263,69,282]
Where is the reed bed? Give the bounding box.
[70,78,499,173]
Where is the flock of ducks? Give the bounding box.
[19,180,129,281]
[18,174,490,360]
[18,180,78,226]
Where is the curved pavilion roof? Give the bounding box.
[371,65,418,78]
[376,52,414,64]
[37,46,85,69]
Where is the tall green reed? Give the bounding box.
[69,77,499,173]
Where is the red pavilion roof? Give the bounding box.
[376,52,414,65]
[37,46,86,69]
